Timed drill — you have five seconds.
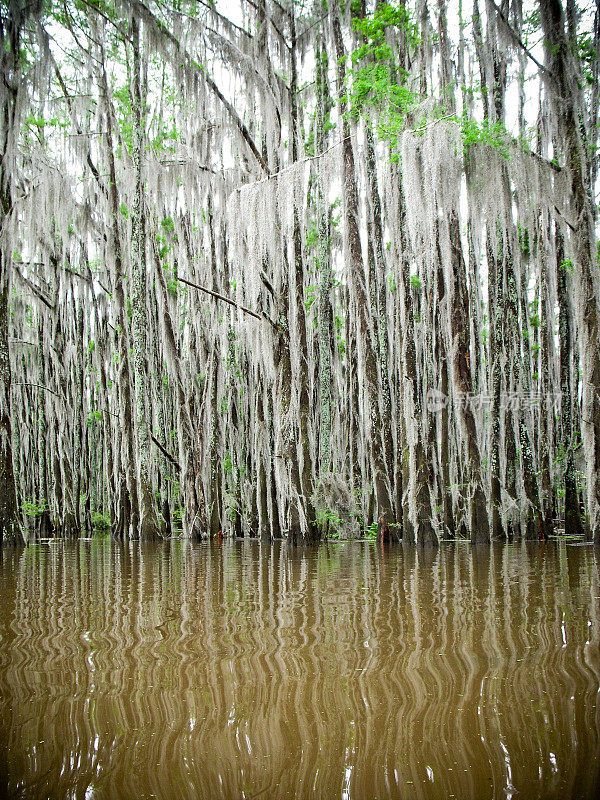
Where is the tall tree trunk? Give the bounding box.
[448,211,490,543]
[487,235,503,539]
[0,6,25,546]
[0,269,21,546]
[556,227,585,535]
[396,175,436,546]
[314,36,333,483]
[332,7,394,536]
[539,0,600,543]
[96,34,139,539]
[130,17,160,540]
[36,317,52,538]
[289,6,316,540]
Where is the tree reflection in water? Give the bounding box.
[0,540,598,800]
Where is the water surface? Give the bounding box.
[0,540,599,799]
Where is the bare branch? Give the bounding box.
[13,265,56,310]
[176,275,263,322]
[487,0,557,82]
[12,383,65,401]
[129,0,270,175]
[151,433,181,470]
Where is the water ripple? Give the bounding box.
[0,541,599,799]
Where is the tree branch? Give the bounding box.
[151,433,181,470]
[46,41,109,198]
[13,265,56,310]
[176,275,264,321]
[241,0,290,51]
[12,383,64,401]
[129,0,270,175]
[487,0,557,82]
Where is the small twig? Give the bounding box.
[241,0,290,51]
[77,0,132,43]
[260,270,275,297]
[294,10,332,45]
[99,407,119,419]
[151,434,181,470]
[553,205,577,232]
[233,135,350,188]
[12,383,64,401]
[410,113,458,133]
[487,0,557,83]
[158,159,215,172]
[528,149,562,174]
[176,275,263,322]
[13,265,56,310]
[60,263,112,296]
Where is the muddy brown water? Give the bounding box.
[0,539,599,800]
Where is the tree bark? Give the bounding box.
[130,17,160,540]
[332,8,394,533]
[539,0,600,543]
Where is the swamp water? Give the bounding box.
[0,539,598,800]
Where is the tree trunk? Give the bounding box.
[0,9,25,546]
[332,9,394,533]
[130,17,160,541]
[539,0,600,543]
[448,211,490,543]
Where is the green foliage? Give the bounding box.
[172,505,184,526]
[459,116,511,159]
[304,108,336,157]
[348,4,418,155]
[410,274,421,291]
[305,284,317,311]
[560,257,574,275]
[517,224,531,258]
[161,215,175,233]
[22,498,49,518]
[91,511,111,533]
[335,313,346,358]
[87,410,103,426]
[166,277,180,297]
[577,32,599,85]
[365,522,379,539]
[352,3,419,50]
[316,506,343,537]
[152,123,179,154]
[23,113,69,133]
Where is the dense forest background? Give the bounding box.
[0,0,599,546]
